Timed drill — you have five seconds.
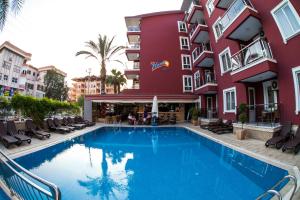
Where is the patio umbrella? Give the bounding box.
[151,96,158,118]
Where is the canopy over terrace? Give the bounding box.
[84,94,199,122]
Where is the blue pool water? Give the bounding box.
[0,189,9,200]
[13,127,287,200]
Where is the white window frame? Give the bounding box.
[178,21,187,33]
[206,0,215,17]
[223,87,237,113]
[181,54,192,70]
[183,75,193,92]
[194,71,201,89]
[179,36,190,50]
[263,80,278,110]
[271,0,300,44]
[218,47,232,75]
[212,17,222,42]
[292,66,300,114]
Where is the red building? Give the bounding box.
[85,0,300,131]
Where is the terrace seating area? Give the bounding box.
[0,116,95,149]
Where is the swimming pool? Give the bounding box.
[12,127,288,199]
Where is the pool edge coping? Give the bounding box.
[2,124,300,199]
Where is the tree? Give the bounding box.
[106,69,127,94]
[44,70,68,101]
[76,34,124,94]
[0,0,25,30]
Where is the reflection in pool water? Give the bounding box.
[14,127,288,200]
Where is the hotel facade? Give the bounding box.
[84,0,300,131]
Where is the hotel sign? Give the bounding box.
[151,60,170,71]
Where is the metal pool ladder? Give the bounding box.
[256,175,297,200]
[0,150,61,200]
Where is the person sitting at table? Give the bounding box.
[128,113,136,125]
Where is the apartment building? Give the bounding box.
[69,75,114,101]
[0,41,67,98]
[0,41,32,97]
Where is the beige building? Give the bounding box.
[69,75,114,101]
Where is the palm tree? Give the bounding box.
[0,0,24,30]
[76,35,124,94]
[106,69,127,94]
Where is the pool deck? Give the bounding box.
[1,123,300,199]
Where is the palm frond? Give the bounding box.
[75,50,98,61]
[85,40,99,53]
[107,46,125,60]
[0,0,9,30]
[11,0,24,15]
[109,59,124,66]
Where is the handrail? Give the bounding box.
[256,175,297,200]
[231,37,261,57]
[219,0,255,31]
[0,149,61,200]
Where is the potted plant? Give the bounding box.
[190,107,199,126]
[236,103,248,140]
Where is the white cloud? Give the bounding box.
[0,0,182,85]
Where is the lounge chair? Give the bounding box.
[25,120,51,139]
[282,127,300,154]
[67,117,86,129]
[46,118,71,133]
[0,121,21,148]
[62,117,82,130]
[54,118,75,131]
[7,121,31,144]
[265,121,292,149]
[75,116,95,127]
[200,119,223,130]
[210,120,233,133]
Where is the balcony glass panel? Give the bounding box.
[127,43,140,50]
[127,26,140,32]
[192,43,212,61]
[219,0,254,32]
[231,38,273,71]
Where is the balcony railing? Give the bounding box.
[127,43,140,50]
[236,103,280,127]
[187,0,200,14]
[231,38,273,71]
[199,108,218,119]
[127,26,140,32]
[219,0,255,32]
[192,43,212,62]
[126,62,140,70]
[189,21,207,38]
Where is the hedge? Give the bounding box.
[10,94,80,125]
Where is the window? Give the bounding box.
[0,73,2,80]
[3,75,8,81]
[194,71,201,89]
[219,47,232,74]
[33,72,36,76]
[180,37,190,50]
[12,77,18,83]
[206,0,215,16]
[292,66,300,114]
[223,87,236,113]
[178,21,187,32]
[13,66,21,73]
[183,75,193,92]
[27,70,31,75]
[271,0,300,43]
[26,83,34,90]
[2,61,11,70]
[181,55,192,69]
[212,18,223,41]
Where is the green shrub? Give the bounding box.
[11,94,79,125]
[238,103,248,129]
[189,107,199,121]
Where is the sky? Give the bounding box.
[0,0,182,86]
